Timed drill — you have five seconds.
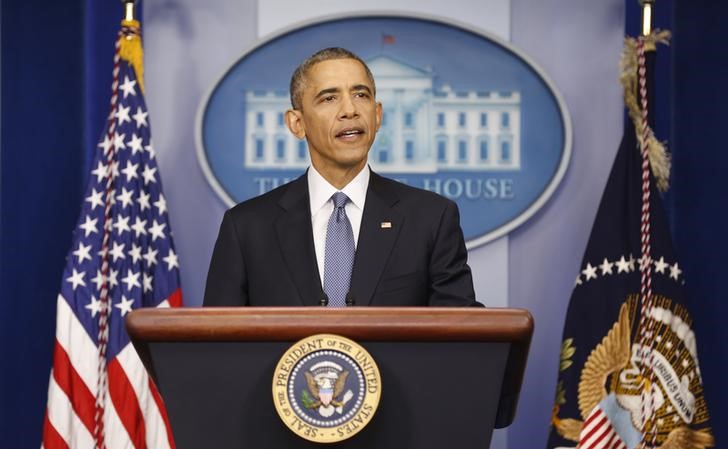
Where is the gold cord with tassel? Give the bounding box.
[619,30,671,192]
[118,19,145,93]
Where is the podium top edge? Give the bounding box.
[126,307,534,343]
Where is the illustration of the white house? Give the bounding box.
[244,55,521,172]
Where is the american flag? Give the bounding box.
[42,21,181,449]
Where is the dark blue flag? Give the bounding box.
[547,42,713,449]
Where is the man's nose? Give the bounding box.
[339,95,358,119]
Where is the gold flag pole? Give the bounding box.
[640,0,654,37]
[122,0,137,22]
[118,0,145,92]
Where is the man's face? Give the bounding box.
[287,58,382,177]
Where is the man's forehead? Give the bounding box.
[305,58,373,90]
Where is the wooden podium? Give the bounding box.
[126,307,533,449]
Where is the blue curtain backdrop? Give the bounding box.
[669,2,728,447]
[0,1,725,448]
[0,0,122,445]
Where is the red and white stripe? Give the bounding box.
[42,295,176,449]
[579,407,628,449]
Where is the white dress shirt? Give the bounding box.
[308,165,369,287]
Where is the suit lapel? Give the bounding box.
[350,173,404,306]
[275,175,323,306]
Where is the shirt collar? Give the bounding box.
[308,164,370,214]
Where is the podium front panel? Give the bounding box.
[149,340,509,449]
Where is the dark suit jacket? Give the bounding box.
[203,171,479,307]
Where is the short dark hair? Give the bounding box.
[289,47,376,110]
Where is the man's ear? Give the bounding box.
[375,101,383,132]
[286,109,305,139]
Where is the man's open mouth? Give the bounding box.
[336,128,364,138]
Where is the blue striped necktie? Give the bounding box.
[323,192,355,307]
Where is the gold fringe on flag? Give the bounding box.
[119,19,145,93]
[619,29,671,192]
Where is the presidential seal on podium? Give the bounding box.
[272,334,382,443]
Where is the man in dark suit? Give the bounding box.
[204,47,478,307]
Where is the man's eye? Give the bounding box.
[323,95,336,102]
[355,92,369,99]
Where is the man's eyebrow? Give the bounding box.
[352,85,372,94]
[314,87,340,99]
[314,85,373,99]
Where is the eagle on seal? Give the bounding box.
[304,370,349,409]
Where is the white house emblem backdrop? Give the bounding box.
[196,15,571,248]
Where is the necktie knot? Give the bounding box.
[331,192,349,209]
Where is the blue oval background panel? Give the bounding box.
[198,16,570,248]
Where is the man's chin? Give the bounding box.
[310,148,370,171]
[337,159,368,172]
[332,150,370,167]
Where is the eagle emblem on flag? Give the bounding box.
[552,296,713,449]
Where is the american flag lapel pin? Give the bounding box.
[380,221,392,229]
